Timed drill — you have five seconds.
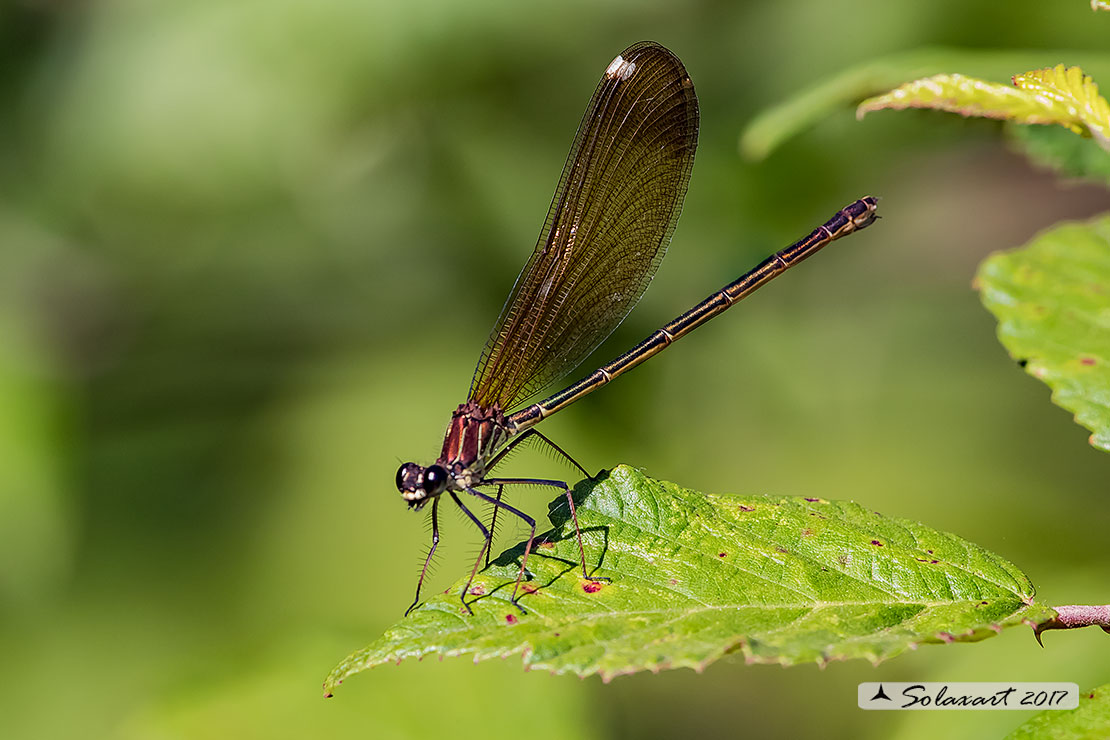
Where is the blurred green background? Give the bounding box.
[1,1,1107,738]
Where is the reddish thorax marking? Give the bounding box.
[438,401,513,484]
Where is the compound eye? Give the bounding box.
[423,465,448,496]
[396,462,420,492]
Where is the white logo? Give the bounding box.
[858,683,1079,710]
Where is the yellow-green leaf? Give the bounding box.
[1013,65,1110,148]
[857,73,1061,124]
[740,48,1110,160]
[858,65,1110,151]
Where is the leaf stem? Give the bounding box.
[1034,604,1110,645]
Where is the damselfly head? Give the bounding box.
[396,462,448,510]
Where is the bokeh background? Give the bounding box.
[1,1,1107,738]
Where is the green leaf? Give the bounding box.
[977,215,1110,452]
[1005,683,1110,739]
[1008,121,1110,185]
[740,49,1110,160]
[326,466,1052,693]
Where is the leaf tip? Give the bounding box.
[322,677,342,698]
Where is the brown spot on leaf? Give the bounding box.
[521,583,539,594]
[718,552,727,558]
[775,546,789,554]
[668,578,678,585]
[468,584,486,596]
[538,540,556,549]
[583,581,604,594]
[804,497,820,503]
[1080,357,1096,366]
[505,614,518,625]
[801,528,814,537]
[870,540,883,547]
[738,504,754,512]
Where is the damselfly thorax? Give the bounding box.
[397,402,514,507]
